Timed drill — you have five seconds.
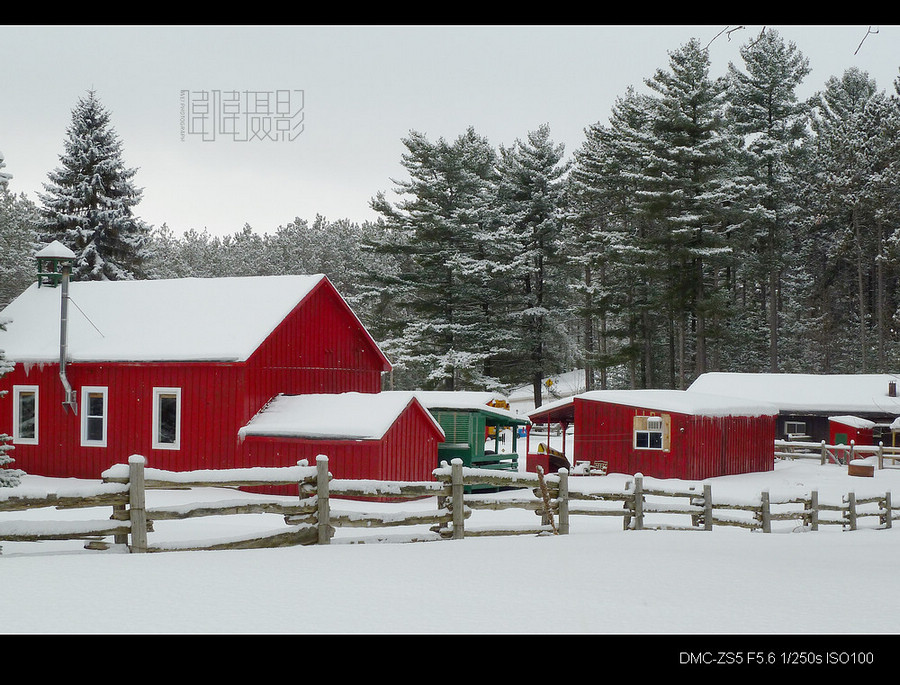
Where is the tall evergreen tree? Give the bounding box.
[806,69,900,372]
[0,189,41,307]
[39,90,149,281]
[725,29,811,372]
[641,38,739,387]
[370,127,507,391]
[0,152,41,306]
[567,88,659,389]
[496,124,570,405]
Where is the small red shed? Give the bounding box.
[528,389,777,480]
[0,272,393,479]
[828,415,875,446]
[238,392,445,482]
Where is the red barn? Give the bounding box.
[239,392,444,481]
[528,390,777,480]
[828,415,876,447]
[0,270,404,480]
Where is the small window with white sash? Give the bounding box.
[152,387,181,450]
[13,385,39,445]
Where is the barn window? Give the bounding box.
[633,414,669,451]
[152,387,181,450]
[12,385,39,444]
[81,386,108,447]
[785,421,807,439]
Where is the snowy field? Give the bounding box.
[3,452,900,649]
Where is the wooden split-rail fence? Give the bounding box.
[0,454,898,554]
[775,439,900,467]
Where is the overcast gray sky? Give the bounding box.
[2,25,898,237]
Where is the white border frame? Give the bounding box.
[80,386,108,447]
[12,385,39,445]
[152,387,182,450]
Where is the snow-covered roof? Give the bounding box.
[828,415,876,429]
[407,390,529,424]
[529,388,778,420]
[688,373,900,416]
[238,392,444,440]
[0,275,331,363]
[35,240,76,260]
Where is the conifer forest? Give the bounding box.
[3,29,900,406]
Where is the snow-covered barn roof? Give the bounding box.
[529,388,778,422]
[0,275,356,363]
[688,373,900,416]
[828,415,876,429]
[407,390,529,424]
[238,392,444,441]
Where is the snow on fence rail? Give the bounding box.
[1,455,898,554]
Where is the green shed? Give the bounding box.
[410,391,531,472]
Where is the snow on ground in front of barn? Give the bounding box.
[3,449,900,635]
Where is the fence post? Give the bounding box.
[846,492,857,531]
[128,455,147,553]
[760,490,771,533]
[316,456,330,545]
[810,490,819,531]
[557,468,569,535]
[703,484,713,531]
[883,492,893,529]
[451,459,464,540]
[632,475,644,531]
[820,441,827,466]
[878,442,884,470]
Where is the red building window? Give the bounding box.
[152,387,181,450]
[12,385,38,445]
[81,386,108,447]
[633,414,670,451]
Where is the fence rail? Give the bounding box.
[1,453,898,554]
[775,439,900,467]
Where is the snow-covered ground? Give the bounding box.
[3,449,900,640]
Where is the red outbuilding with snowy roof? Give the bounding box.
[0,248,441,481]
[528,389,778,480]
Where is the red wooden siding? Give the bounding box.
[245,279,389,409]
[0,276,399,480]
[241,401,442,482]
[1,361,248,479]
[573,398,773,480]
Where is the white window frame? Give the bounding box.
[12,385,39,445]
[633,414,668,451]
[81,386,108,447]
[152,387,182,450]
[785,421,806,436]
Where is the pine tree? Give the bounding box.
[0,154,41,307]
[39,90,149,281]
[0,318,24,488]
[725,29,811,372]
[806,69,900,372]
[370,127,507,391]
[495,124,570,405]
[641,38,739,387]
[567,88,659,389]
